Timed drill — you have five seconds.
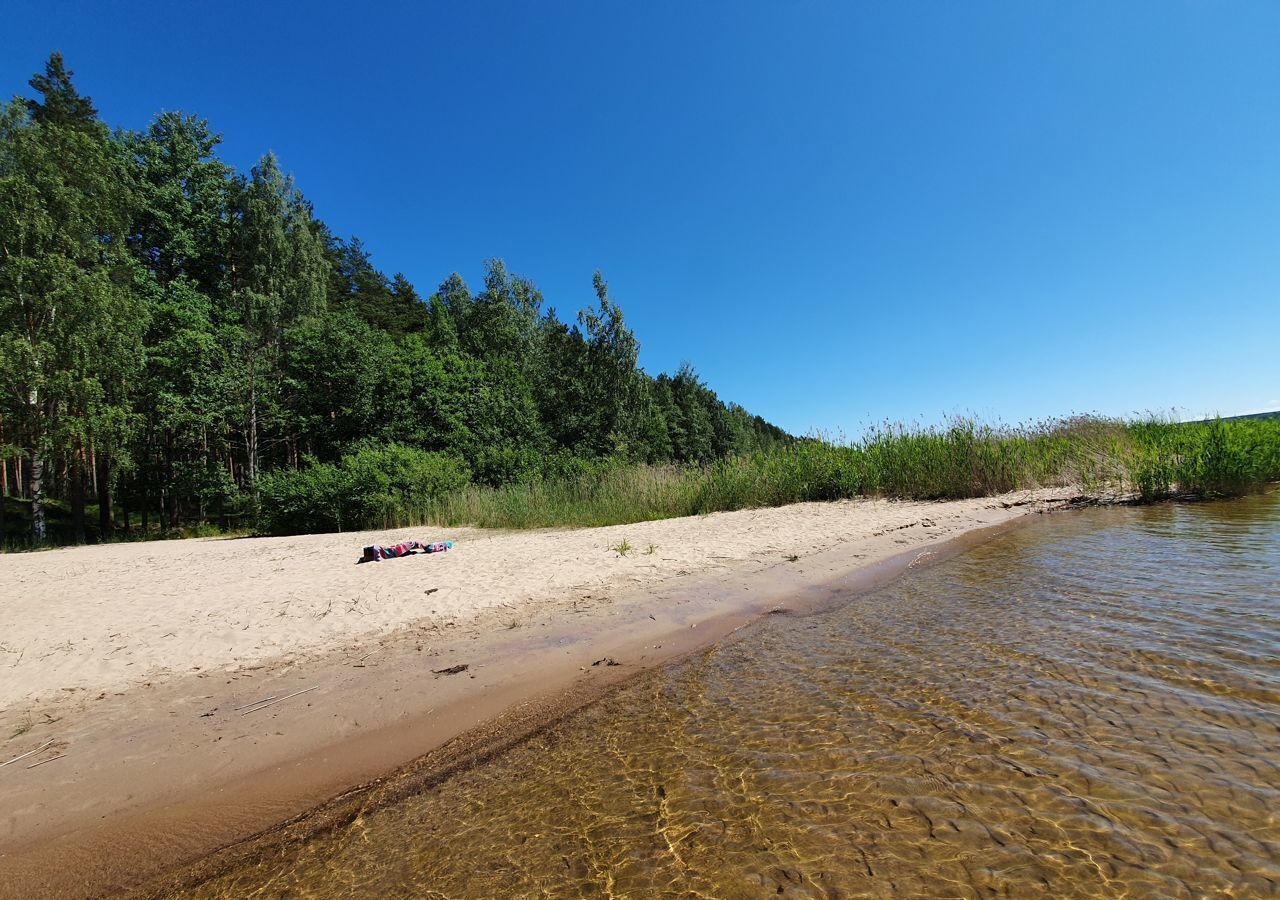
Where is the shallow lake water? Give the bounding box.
[189,494,1280,898]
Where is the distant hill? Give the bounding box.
[1191,410,1280,423]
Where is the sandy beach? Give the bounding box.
[0,489,1083,897]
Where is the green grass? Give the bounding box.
[415,416,1280,530]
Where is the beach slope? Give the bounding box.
[0,489,1080,897]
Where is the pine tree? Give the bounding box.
[25,52,98,130]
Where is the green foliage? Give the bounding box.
[0,52,789,547]
[324,235,427,338]
[256,444,470,535]
[281,311,395,460]
[0,80,146,541]
[126,111,232,293]
[414,417,1280,531]
[576,271,643,456]
[25,52,98,130]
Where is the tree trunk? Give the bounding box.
[248,381,259,489]
[166,430,178,530]
[199,427,208,523]
[71,450,86,544]
[96,452,113,539]
[71,458,87,542]
[30,450,46,543]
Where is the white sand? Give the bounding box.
[0,491,1070,712]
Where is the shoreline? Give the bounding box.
[0,489,1092,898]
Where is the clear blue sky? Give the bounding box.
[5,1,1277,435]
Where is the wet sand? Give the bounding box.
[0,489,1085,898]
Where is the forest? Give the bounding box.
[0,54,790,545]
[5,54,1276,547]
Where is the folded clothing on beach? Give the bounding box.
[359,540,453,563]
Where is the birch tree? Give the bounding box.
[0,55,146,541]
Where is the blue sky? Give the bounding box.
[4,1,1277,435]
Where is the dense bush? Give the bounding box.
[257,445,470,535]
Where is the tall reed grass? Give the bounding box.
[414,416,1280,531]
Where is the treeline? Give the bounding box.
[0,54,789,544]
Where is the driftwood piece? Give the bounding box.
[240,685,320,716]
[26,753,66,769]
[0,739,56,769]
[233,695,278,711]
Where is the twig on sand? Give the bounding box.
[0,739,56,769]
[233,695,278,711]
[26,753,66,769]
[240,685,320,716]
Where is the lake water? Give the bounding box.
[187,494,1280,898]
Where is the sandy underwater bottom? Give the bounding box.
[180,494,1280,899]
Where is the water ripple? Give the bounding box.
[189,494,1280,899]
